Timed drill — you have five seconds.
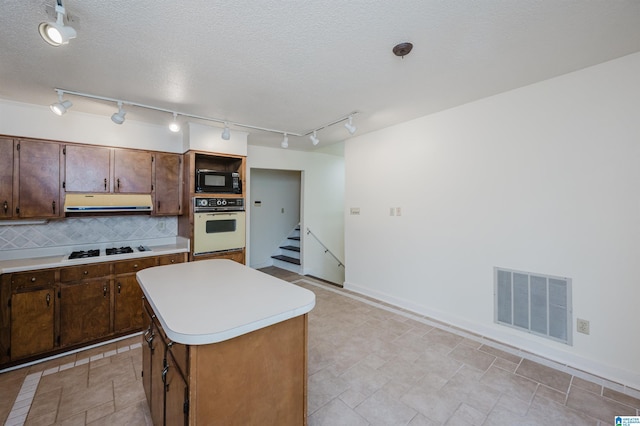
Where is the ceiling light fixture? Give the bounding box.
[392,42,414,58]
[50,88,359,146]
[49,89,72,116]
[39,1,77,46]
[221,122,231,140]
[111,102,126,125]
[344,115,357,135]
[310,131,319,146]
[169,112,180,132]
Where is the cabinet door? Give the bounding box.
[59,280,111,347]
[10,288,55,360]
[114,275,144,333]
[165,351,189,426]
[142,309,154,406]
[64,144,111,192]
[153,152,182,216]
[150,331,165,426]
[114,149,152,193]
[17,140,61,218]
[0,138,14,218]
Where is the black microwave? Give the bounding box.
[195,169,242,194]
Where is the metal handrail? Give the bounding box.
[306,227,345,268]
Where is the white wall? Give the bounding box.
[249,169,301,268]
[0,99,182,153]
[344,52,640,389]
[0,99,247,154]
[247,145,345,284]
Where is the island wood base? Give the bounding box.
[143,299,308,425]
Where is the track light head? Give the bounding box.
[39,4,76,46]
[310,131,319,146]
[169,112,180,132]
[111,102,126,125]
[221,122,231,140]
[281,133,289,149]
[50,90,72,115]
[345,116,357,135]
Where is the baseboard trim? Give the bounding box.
[342,280,640,395]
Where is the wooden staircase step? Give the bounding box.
[288,236,300,241]
[280,245,300,252]
[271,255,301,265]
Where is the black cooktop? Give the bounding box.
[106,246,134,255]
[69,249,100,259]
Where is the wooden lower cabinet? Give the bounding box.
[59,263,112,347]
[142,299,308,425]
[192,249,245,264]
[59,280,111,347]
[114,257,156,334]
[0,252,187,368]
[10,288,56,360]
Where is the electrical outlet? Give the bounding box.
[577,318,590,335]
[350,207,360,215]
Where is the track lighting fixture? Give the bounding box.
[221,122,231,140]
[39,1,76,46]
[310,131,319,146]
[169,112,180,132]
[111,102,126,125]
[49,88,358,146]
[49,89,72,116]
[344,115,357,135]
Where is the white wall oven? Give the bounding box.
[193,197,245,255]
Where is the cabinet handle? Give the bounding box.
[2,200,7,214]
[104,178,107,191]
[170,259,175,264]
[46,293,51,307]
[117,178,120,190]
[83,270,88,275]
[118,283,121,294]
[144,329,154,348]
[103,285,108,297]
[133,264,139,269]
[52,200,56,214]
[162,365,169,385]
[31,277,36,282]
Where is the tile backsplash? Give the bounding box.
[0,216,178,251]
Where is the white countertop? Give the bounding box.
[137,259,316,345]
[0,237,190,274]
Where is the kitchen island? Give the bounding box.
[136,259,316,426]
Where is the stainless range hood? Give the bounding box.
[64,194,153,213]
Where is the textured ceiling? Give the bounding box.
[1,0,640,151]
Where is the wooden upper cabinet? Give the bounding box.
[153,152,182,216]
[114,149,153,193]
[64,144,111,192]
[16,140,62,219]
[0,138,14,218]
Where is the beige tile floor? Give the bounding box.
[1,267,639,425]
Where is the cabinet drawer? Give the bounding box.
[11,270,56,291]
[114,257,157,275]
[158,253,185,266]
[60,263,111,282]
